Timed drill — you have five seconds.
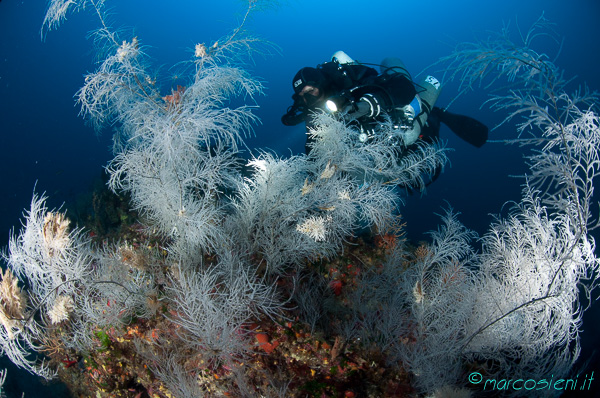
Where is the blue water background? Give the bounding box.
[1,0,599,396]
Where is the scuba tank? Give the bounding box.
[332,50,356,65]
[403,75,442,145]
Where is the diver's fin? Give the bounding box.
[435,108,488,148]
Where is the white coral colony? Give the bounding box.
[0,2,595,397]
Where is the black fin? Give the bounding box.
[435,108,488,148]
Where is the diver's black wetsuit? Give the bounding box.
[282,60,420,154]
[282,58,489,175]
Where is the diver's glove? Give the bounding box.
[394,104,416,127]
[388,96,423,146]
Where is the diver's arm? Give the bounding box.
[281,101,307,126]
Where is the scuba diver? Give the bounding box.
[281,51,488,160]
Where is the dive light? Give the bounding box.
[325,93,384,120]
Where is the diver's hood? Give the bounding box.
[292,67,325,95]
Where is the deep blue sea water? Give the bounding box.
[1,0,600,396]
